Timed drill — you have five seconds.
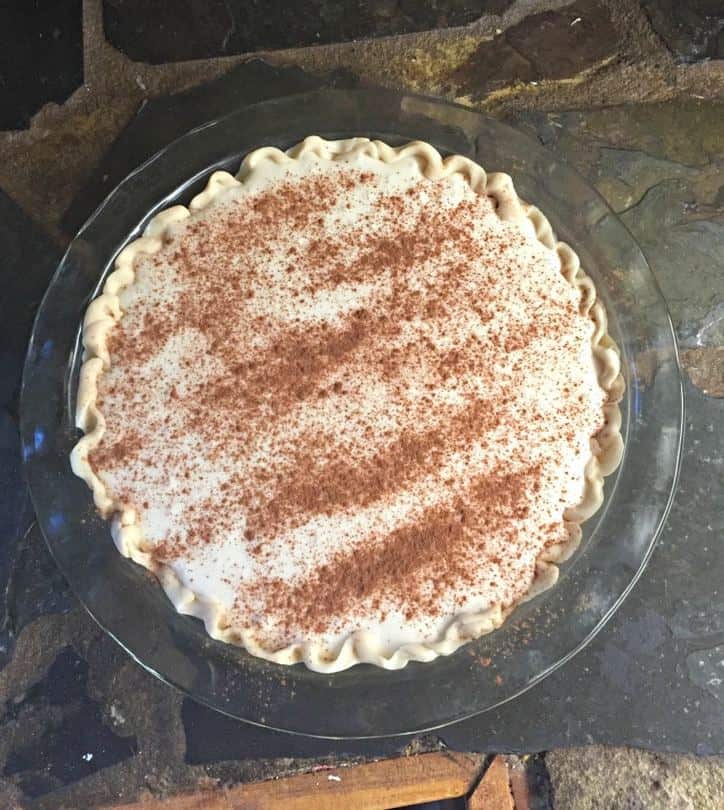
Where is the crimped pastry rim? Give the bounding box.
[70,136,625,673]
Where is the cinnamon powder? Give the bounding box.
[91,160,604,645]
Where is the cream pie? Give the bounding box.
[71,137,624,672]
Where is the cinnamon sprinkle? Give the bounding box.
[91,159,606,648]
[256,466,543,639]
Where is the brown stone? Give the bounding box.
[681,347,724,398]
[453,0,620,100]
[102,0,507,63]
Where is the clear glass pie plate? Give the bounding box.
[21,89,683,739]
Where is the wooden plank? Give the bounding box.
[106,751,484,810]
[468,756,514,810]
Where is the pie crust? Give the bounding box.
[71,137,624,672]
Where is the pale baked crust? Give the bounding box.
[70,137,624,672]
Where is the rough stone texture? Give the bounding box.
[643,0,724,63]
[0,608,192,809]
[0,190,66,678]
[60,59,356,237]
[103,0,235,63]
[2,524,74,662]
[0,591,443,806]
[0,0,83,129]
[686,645,724,703]
[453,0,621,99]
[3,647,137,799]
[547,746,724,809]
[103,0,509,62]
[510,101,724,345]
[680,348,724,397]
[0,100,139,245]
[1,0,723,239]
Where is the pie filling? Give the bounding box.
[71,137,624,672]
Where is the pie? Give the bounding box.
[71,136,624,672]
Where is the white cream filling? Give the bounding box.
[71,137,623,671]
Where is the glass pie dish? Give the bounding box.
[21,88,683,738]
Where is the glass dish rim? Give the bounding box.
[21,87,685,739]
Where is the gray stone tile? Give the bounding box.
[512,101,724,341]
[642,0,724,63]
[547,746,724,810]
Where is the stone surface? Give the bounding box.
[3,648,137,798]
[3,0,723,233]
[103,0,234,63]
[0,0,83,130]
[0,189,61,413]
[0,609,190,807]
[686,645,724,703]
[103,0,507,63]
[514,99,724,403]
[510,101,724,340]
[0,99,139,241]
[643,0,724,63]
[61,59,357,237]
[547,746,724,809]
[680,348,724,397]
[182,699,418,764]
[0,189,64,671]
[0,412,33,669]
[4,525,74,638]
[454,0,619,99]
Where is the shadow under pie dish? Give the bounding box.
[70,135,624,673]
